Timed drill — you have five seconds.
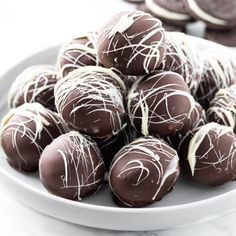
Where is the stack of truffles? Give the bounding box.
[1,10,236,208]
[126,0,236,47]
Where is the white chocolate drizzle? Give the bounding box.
[127,71,195,136]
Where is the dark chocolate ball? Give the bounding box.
[165,102,206,149]
[159,32,204,94]
[127,71,195,137]
[8,65,57,111]
[195,51,236,109]
[0,103,67,172]
[39,131,105,200]
[57,32,98,78]
[207,85,236,132]
[97,10,166,75]
[54,66,126,138]
[109,136,180,207]
[178,123,236,186]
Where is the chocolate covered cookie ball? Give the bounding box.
[0,103,67,172]
[127,71,195,137]
[57,32,98,78]
[8,65,57,111]
[195,51,236,109]
[178,123,236,186]
[97,10,166,75]
[207,85,236,132]
[39,131,105,200]
[159,32,204,94]
[109,136,180,208]
[55,66,126,138]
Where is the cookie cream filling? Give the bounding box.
[145,0,191,21]
[187,0,227,25]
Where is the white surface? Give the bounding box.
[0,0,236,235]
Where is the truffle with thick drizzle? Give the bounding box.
[178,122,236,186]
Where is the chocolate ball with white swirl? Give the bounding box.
[54,66,126,138]
[8,65,57,111]
[97,10,166,75]
[57,32,98,78]
[109,136,180,208]
[178,122,236,186]
[159,32,204,95]
[195,51,236,110]
[207,85,236,132]
[0,103,67,172]
[39,131,105,200]
[127,71,195,137]
[165,102,206,149]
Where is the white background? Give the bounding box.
[0,0,236,235]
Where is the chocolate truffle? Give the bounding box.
[178,123,236,186]
[207,85,236,132]
[0,103,67,172]
[165,102,206,148]
[195,51,236,109]
[57,32,98,78]
[8,65,57,111]
[145,0,192,25]
[55,66,126,138]
[184,0,236,30]
[159,32,204,95]
[39,131,105,200]
[97,10,166,75]
[109,136,180,208]
[127,71,195,137]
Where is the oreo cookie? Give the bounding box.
[184,0,236,30]
[145,0,192,25]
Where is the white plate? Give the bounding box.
[0,37,236,231]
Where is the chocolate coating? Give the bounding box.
[195,51,236,109]
[8,65,57,111]
[159,32,204,95]
[97,10,166,75]
[178,123,236,186]
[109,136,180,207]
[0,103,67,172]
[127,71,195,137]
[57,32,98,78]
[55,66,126,138]
[207,85,236,133]
[184,0,236,30]
[39,131,105,200]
